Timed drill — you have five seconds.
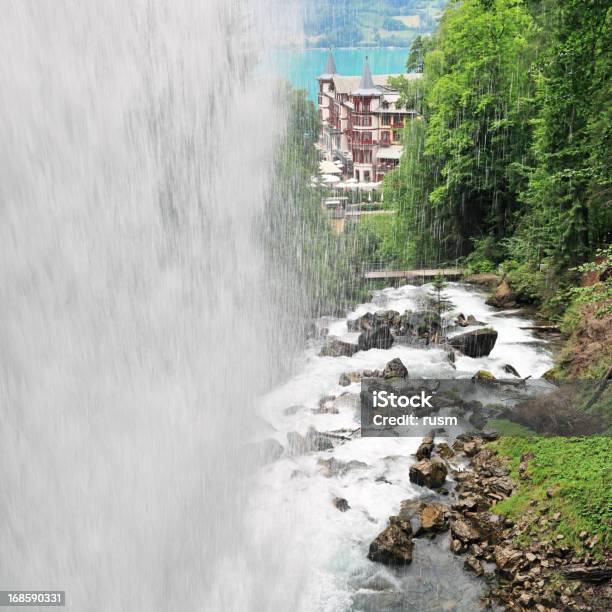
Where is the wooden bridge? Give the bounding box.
[363,268,467,281]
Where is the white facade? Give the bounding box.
[317,54,421,183]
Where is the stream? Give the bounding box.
[251,282,554,612]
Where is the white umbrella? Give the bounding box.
[319,161,342,175]
[321,174,341,184]
[346,177,358,184]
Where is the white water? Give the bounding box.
[252,283,553,611]
[0,2,305,610]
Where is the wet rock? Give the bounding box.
[560,564,612,583]
[471,370,496,381]
[469,412,488,430]
[399,499,449,537]
[367,516,413,566]
[450,518,481,544]
[503,364,521,378]
[319,339,358,358]
[436,442,455,459]
[494,546,523,576]
[401,311,441,337]
[456,313,469,327]
[382,357,408,379]
[485,278,518,309]
[358,324,394,351]
[449,328,498,358]
[333,497,350,512]
[409,458,448,489]
[339,373,351,386]
[416,433,435,460]
[518,593,535,608]
[318,457,368,477]
[417,503,449,536]
[464,555,484,576]
[462,441,481,457]
[287,428,334,454]
[283,404,303,416]
[450,539,465,554]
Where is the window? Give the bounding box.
[382,131,390,143]
[382,115,390,126]
[364,171,371,182]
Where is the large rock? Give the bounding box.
[485,279,518,308]
[347,310,400,332]
[449,328,498,358]
[367,516,414,566]
[416,433,435,460]
[399,500,449,537]
[418,503,449,536]
[450,518,481,544]
[382,357,408,379]
[358,324,394,351]
[409,458,448,489]
[401,311,441,337]
[319,339,358,357]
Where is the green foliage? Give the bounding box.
[268,84,362,317]
[491,436,612,553]
[384,0,611,276]
[464,237,501,273]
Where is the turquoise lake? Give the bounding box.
[269,47,410,101]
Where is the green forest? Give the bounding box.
[281,0,611,378]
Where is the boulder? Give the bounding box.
[358,324,394,351]
[449,328,498,358]
[450,518,481,544]
[319,339,358,358]
[382,357,408,379]
[418,503,449,536]
[401,311,441,337]
[471,370,496,381]
[464,555,484,576]
[494,546,523,575]
[416,433,435,460]
[333,497,350,512]
[436,442,455,459]
[485,278,518,308]
[409,458,448,489]
[456,313,469,327]
[503,364,521,378]
[367,516,414,566]
[399,500,449,537]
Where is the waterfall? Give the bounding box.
[0,1,302,609]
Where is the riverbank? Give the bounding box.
[250,282,560,609]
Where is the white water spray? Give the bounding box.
[0,2,303,609]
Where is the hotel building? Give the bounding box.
[317,53,421,184]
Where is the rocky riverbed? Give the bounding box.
[247,283,563,611]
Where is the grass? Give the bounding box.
[489,436,612,555]
[487,419,535,436]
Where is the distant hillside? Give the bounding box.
[303,0,446,48]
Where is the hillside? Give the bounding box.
[303,0,447,48]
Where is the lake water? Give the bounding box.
[270,47,411,101]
